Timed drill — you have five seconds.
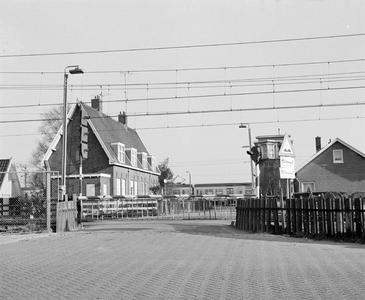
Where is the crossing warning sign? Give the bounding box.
[279,133,295,157]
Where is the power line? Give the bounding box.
[0,84,364,111]
[1,33,364,58]
[1,115,362,138]
[1,57,364,74]
[1,99,363,124]
[2,70,364,91]
[136,115,365,130]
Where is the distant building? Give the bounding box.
[169,182,252,197]
[43,97,160,197]
[295,137,365,194]
[0,158,23,198]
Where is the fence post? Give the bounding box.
[266,197,271,233]
[297,197,302,234]
[286,197,291,234]
[303,197,309,235]
[318,196,324,234]
[291,198,296,234]
[256,198,261,231]
[272,197,279,234]
[335,196,343,234]
[260,197,264,232]
[252,199,257,231]
[354,198,362,236]
[309,197,317,235]
[326,195,334,236]
[46,171,51,232]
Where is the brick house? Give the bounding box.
[295,137,365,194]
[43,97,160,197]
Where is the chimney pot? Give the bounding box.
[118,111,127,125]
[91,95,102,112]
[315,136,321,152]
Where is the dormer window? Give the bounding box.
[131,148,137,167]
[333,149,343,163]
[148,155,156,170]
[142,152,147,169]
[111,142,125,163]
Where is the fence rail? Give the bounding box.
[81,195,237,221]
[236,192,365,237]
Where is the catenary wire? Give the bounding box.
[0,33,364,58]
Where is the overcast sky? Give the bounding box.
[1,0,364,184]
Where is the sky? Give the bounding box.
[0,0,364,185]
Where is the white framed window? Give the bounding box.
[130,180,134,195]
[86,184,95,197]
[102,184,107,196]
[142,152,148,169]
[131,148,137,167]
[111,142,125,163]
[134,181,138,195]
[267,144,275,159]
[122,179,126,195]
[302,182,315,193]
[148,155,156,170]
[118,144,125,163]
[333,149,343,163]
[116,178,121,195]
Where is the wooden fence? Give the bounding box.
[236,192,365,237]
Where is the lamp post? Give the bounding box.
[186,171,193,195]
[61,65,84,201]
[239,123,255,196]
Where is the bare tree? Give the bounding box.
[150,158,174,195]
[30,106,63,168]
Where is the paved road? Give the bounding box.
[1,219,364,300]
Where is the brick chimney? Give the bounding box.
[118,111,127,125]
[315,136,321,152]
[91,95,102,112]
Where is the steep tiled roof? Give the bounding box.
[81,103,156,171]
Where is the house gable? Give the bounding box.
[296,138,365,193]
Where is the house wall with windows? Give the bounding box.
[45,99,160,198]
[296,139,365,194]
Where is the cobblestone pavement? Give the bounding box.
[1,219,364,300]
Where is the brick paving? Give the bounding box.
[0,220,364,300]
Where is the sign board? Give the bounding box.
[280,156,295,179]
[279,133,295,157]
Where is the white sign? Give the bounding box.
[280,156,295,179]
[280,156,295,168]
[279,133,295,157]
[279,167,295,179]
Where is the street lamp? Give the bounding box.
[61,65,84,201]
[186,171,193,195]
[239,123,255,196]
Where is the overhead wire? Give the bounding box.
[1,57,364,75]
[0,83,364,111]
[0,32,364,58]
[1,98,364,124]
[1,115,364,137]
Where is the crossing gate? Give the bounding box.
[80,194,238,221]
